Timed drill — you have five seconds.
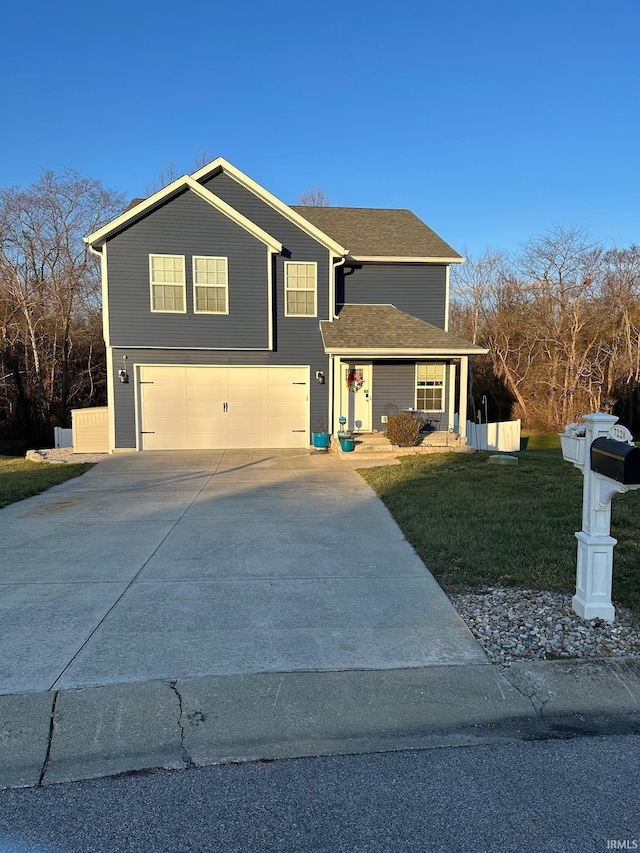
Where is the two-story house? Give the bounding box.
[84,157,486,452]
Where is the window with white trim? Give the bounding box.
[193,256,228,313]
[149,254,186,312]
[416,363,445,411]
[285,261,317,317]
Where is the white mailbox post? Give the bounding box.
[562,412,640,622]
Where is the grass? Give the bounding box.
[359,442,640,614]
[0,456,94,508]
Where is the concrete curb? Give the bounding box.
[2,659,640,789]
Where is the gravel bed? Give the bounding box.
[25,448,108,464]
[448,587,640,664]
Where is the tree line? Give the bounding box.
[1,169,639,450]
[0,170,123,451]
[451,228,640,432]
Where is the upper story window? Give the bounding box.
[149,254,186,313]
[193,256,228,314]
[285,261,317,317]
[416,363,445,411]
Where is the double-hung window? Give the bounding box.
[149,254,186,312]
[416,363,445,411]
[285,261,317,317]
[193,256,228,314]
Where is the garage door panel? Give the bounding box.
[268,416,307,432]
[185,367,228,385]
[144,432,189,450]
[186,401,226,418]
[227,384,268,403]
[268,431,309,448]
[143,402,187,420]
[142,384,187,404]
[268,400,306,416]
[228,432,267,449]
[187,433,230,449]
[139,366,309,450]
[187,386,227,404]
[186,416,229,432]
[140,366,187,385]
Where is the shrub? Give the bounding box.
[384,413,422,447]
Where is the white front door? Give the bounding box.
[341,364,372,432]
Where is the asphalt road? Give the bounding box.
[1,735,638,853]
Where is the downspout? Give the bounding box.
[332,255,347,319]
[328,255,348,433]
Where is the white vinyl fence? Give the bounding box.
[54,427,73,448]
[466,419,521,452]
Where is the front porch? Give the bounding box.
[331,429,473,457]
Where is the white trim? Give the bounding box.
[267,246,273,351]
[134,362,312,369]
[192,255,229,314]
[149,254,187,313]
[106,347,116,452]
[85,175,283,253]
[111,345,272,351]
[323,347,489,357]
[328,354,335,434]
[444,265,450,332]
[133,362,142,451]
[284,260,318,318]
[349,255,464,264]
[415,362,445,413]
[458,356,469,441]
[448,363,456,430]
[190,158,349,257]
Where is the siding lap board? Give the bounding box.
[106,190,269,350]
[342,264,447,329]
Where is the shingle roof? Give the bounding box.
[123,197,145,212]
[291,207,461,259]
[320,305,487,353]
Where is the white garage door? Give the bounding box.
[138,365,309,450]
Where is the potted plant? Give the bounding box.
[560,422,586,466]
[312,418,331,451]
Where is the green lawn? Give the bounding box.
[0,456,94,508]
[359,444,640,614]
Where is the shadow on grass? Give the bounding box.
[359,447,640,614]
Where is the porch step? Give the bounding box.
[332,432,471,456]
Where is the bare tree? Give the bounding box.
[0,170,124,444]
[297,186,331,206]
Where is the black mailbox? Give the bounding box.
[590,438,640,484]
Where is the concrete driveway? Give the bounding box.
[0,450,486,695]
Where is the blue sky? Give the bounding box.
[2,0,638,258]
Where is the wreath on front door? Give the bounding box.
[346,370,364,392]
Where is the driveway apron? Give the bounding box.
[0,450,486,694]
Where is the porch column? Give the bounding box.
[331,357,343,434]
[458,356,468,441]
[448,363,456,430]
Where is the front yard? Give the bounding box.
[0,456,94,509]
[359,443,640,615]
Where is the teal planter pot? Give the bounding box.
[339,437,356,452]
[312,432,331,450]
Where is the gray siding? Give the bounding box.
[106,172,336,448]
[107,190,270,349]
[371,361,452,431]
[340,264,447,329]
[204,172,332,333]
[112,348,329,449]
